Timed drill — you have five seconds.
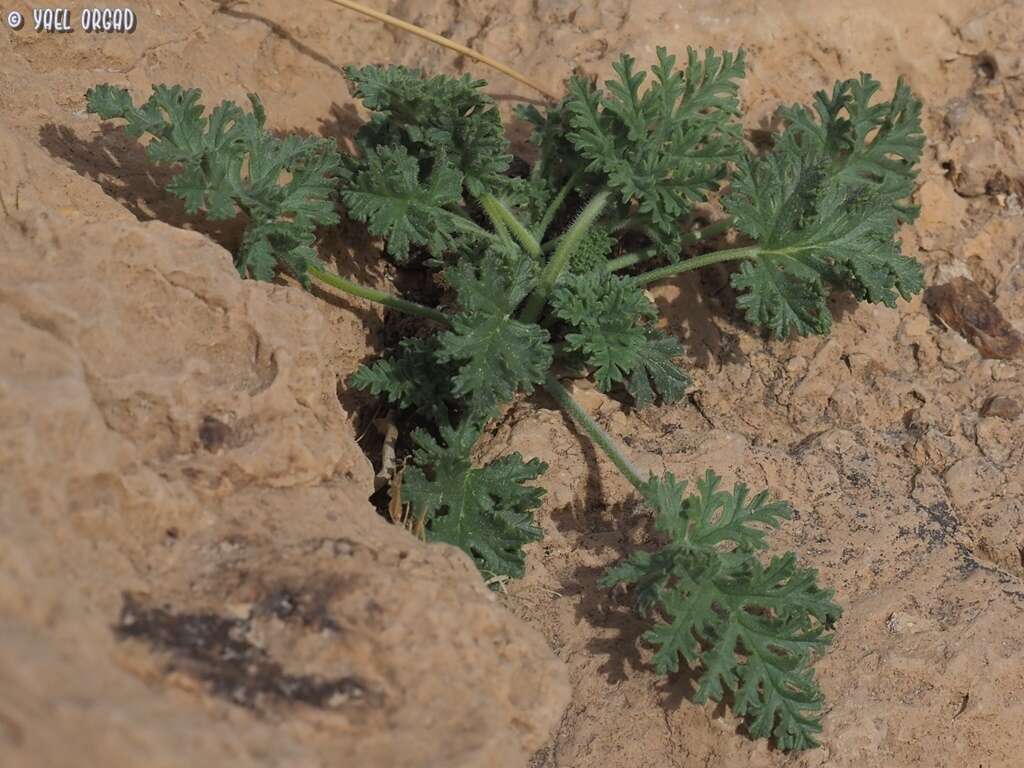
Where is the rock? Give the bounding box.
[5,1,1024,766]
[981,395,1022,420]
[886,611,939,634]
[943,457,1005,508]
[941,98,1024,198]
[0,203,568,768]
[567,378,618,414]
[912,467,949,508]
[924,277,1024,359]
[914,179,968,249]
[572,5,603,31]
[936,329,978,366]
[974,418,1017,464]
[900,313,932,339]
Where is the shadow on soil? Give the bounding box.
[537,403,751,729]
[536,405,709,716]
[38,115,388,326]
[38,122,247,251]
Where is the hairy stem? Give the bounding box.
[542,213,632,254]
[309,266,448,324]
[543,374,648,493]
[486,205,515,248]
[521,190,612,322]
[630,245,759,287]
[324,0,559,100]
[480,193,541,257]
[535,169,584,241]
[606,218,736,273]
[605,247,659,273]
[602,218,741,274]
[451,213,504,244]
[681,216,734,245]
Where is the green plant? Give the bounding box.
[85,45,924,750]
[85,84,344,285]
[602,471,841,750]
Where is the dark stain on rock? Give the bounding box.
[919,501,961,547]
[924,277,1023,359]
[900,501,963,553]
[115,593,374,711]
[258,581,342,632]
[198,415,231,452]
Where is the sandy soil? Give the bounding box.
[2,1,1023,767]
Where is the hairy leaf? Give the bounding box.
[603,470,840,751]
[341,145,469,263]
[517,98,590,193]
[438,256,553,416]
[349,336,454,423]
[552,273,689,406]
[568,224,615,274]
[346,64,511,197]
[776,74,924,220]
[85,84,343,285]
[564,47,745,253]
[403,421,546,580]
[726,146,923,337]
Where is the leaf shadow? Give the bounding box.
[534,404,655,685]
[38,122,246,251]
[547,504,732,719]
[317,102,365,151]
[652,270,744,372]
[213,1,552,113]
[39,118,389,332]
[652,247,862,371]
[536,402,742,722]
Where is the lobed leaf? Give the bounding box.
[726,147,923,337]
[603,470,840,751]
[567,224,615,274]
[719,75,925,337]
[403,420,546,580]
[552,273,689,407]
[563,47,746,254]
[345,64,511,197]
[438,256,553,416]
[776,74,924,220]
[341,145,467,263]
[516,99,587,193]
[349,336,455,423]
[85,84,343,286]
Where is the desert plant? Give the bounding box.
[85,43,924,750]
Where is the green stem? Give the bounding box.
[606,215,634,234]
[480,193,541,257]
[605,218,736,273]
[541,213,631,254]
[680,217,734,247]
[521,189,611,323]
[606,247,658,273]
[309,266,449,324]
[535,170,584,242]
[451,213,503,244]
[543,373,648,494]
[541,233,562,254]
[488,206,514,247]
[630,245,759,288]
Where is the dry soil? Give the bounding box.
[2,2,1023,767]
